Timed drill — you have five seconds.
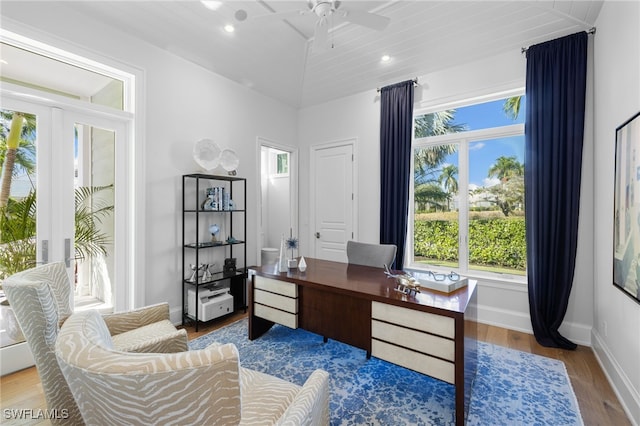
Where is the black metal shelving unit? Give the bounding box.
[182,173,247,331]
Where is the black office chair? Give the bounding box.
[346,240,397,269]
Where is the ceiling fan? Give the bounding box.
[246,0,391,50]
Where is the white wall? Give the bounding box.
[299,48,595,345]
[592,2,640,423]
[1,3,298,321]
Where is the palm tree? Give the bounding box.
[413,110,466,210]
[414,110,467,138]
[502,96,522,120]
[0,185,114,280]
[488,156,523,183]
[0,110,36,208]
[439,164,458,211]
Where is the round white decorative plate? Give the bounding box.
[193,139,222,171]
[220,149,240,172]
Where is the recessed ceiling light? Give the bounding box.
[381,55,391,63]
[201,1,222,11]
[224,24,235,33]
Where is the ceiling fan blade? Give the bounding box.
[313,18,329,51]
[337,9,390,31]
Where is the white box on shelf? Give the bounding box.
[187,287,233,322]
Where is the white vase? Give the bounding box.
[298,256,307,272]
[278,234,288,273]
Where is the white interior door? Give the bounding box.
[311,142,355,262]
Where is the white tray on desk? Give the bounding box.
[408,270,469,293]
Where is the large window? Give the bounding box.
[409,95,526,279]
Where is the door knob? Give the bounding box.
[315,232,320,239]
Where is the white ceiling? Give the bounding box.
[1,1,603,108]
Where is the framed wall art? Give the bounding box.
[613,111,640,304]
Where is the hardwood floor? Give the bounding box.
[0,312,630,425]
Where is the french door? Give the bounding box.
[0,94,130,374]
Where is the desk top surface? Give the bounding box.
[250,257,476,315]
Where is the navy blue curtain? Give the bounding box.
[380,80,415,268]
[525,32,588,349]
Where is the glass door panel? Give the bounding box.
[0,106,39,348]
[72,121,115,313]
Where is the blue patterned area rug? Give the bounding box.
[189,319,583,426]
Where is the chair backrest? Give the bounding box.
[346,240,397,268]
[3,262,83,425]
[56,310,242,425]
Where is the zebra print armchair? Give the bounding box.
[56,309,330,426]
[3,262,189,425]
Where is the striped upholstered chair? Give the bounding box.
[56,309,330,426]
[3,262,189,425]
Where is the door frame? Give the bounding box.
[255,137,298,265]
[309,138,358,258]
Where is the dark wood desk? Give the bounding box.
[248,258,478,425]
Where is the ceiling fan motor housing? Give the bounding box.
[308,0,339,18]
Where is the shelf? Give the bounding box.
[183,269,247,286]
[183,173,247,331]
[184,240,245,248]
[183,173,246,182]
[184,209,245,213]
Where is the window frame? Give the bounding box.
[407,102,526,284]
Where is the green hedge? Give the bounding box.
[414,218,526,270]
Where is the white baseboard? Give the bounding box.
[476,304,592,346]
[591,330,640,426]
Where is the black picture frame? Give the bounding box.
[613,111,640,305]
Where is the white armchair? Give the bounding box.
[56,309,330,425]
[3,262,188,425]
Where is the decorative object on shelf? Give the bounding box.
[224,258,237,274]
[203,186,232,211]
[286,229,299,269]
[202,264,213,282]
[209,224,220,242]
[278,234,288,273]
[226,236,239,244]
[188,264,198,283]
[193,139,222,171]
[298,256,307,273]
[188,263,211,283]
[220,149,240,175]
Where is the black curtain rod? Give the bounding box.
[521,27,596,54]
[376,78,418,93]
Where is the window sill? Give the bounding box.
[406,265,528,292]
[469,272,528,292]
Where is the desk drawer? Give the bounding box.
[372,339,455,384]
[254,288,298,313]
[255,276,298,298]
[372,319,454,361]
[372,301,454,339]
[253,275,299,329]
[254,303,298,329]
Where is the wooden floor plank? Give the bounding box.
[0,312,631,425]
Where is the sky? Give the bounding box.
[441,97,525,187]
